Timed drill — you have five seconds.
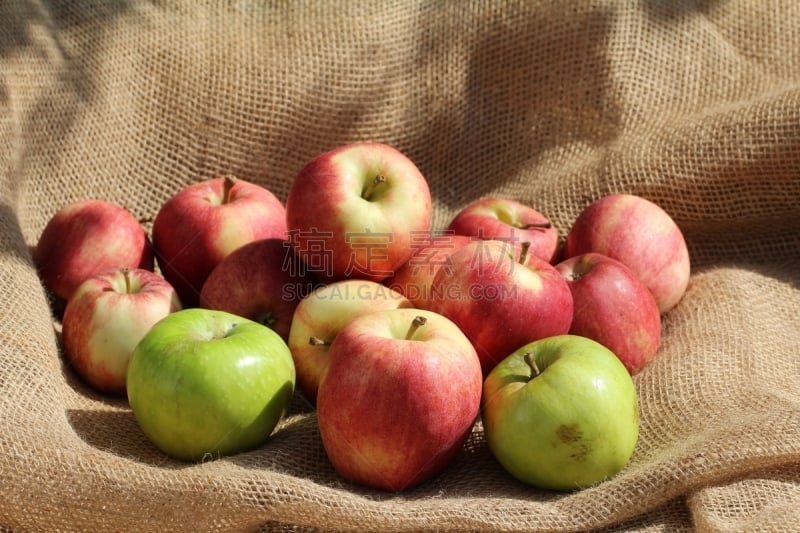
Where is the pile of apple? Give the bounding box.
[33,142,690,492]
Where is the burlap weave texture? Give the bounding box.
[1,1,799,531]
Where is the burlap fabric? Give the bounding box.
[2,1,799,531]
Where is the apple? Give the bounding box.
[426,240,573,375]
[199,238,318,341]
[126,308,295,461]
[384,233,473,307]
[316,308,483,491]
[555,253,661,374]
[446,197,560,263]
[287,279,411,405]
[33,199,154,303]
[152,175,287,307]
[562,194,690,314]
[285,142,432,282]
[61,267,181,394]
[482,334,639,491]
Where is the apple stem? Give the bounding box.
[405,315,427,340]
[222,175,237,204]
[309,336,330,347]
[519,221,552,230]
[362,174,387,200]
[518,241,531,264]
[523,352,541,378]
[121,267,132,294]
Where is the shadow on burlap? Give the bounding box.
[1,1,799,531]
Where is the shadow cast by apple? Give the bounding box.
[227,412,558,503]
[65,390,329,474]
[65,398,572,506]
[66,407,186,467]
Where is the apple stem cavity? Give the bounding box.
[362,174,387,201]
[523,351,541,379]
[405,315,427,340]
[519,241,531,264]
[259,312,277,330]
[309,336,331,347]
[519,221,552,230]
[222,175,238,204]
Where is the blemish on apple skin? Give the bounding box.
[556,424,590,461]
[557,424,581,443]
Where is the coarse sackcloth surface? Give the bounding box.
[1,1,799,531]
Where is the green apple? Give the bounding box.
[126,308,295,461]
[482,335,639,491]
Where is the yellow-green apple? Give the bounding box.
[446,197,560,263]
[563,194,690,314]
[287,279,411,405]
[285,143,432,282]
[61,267,181,394]
[555,253,661,375]
[316,308,482,491]
[152,175,287,307]
[384,233,472,307]
[34,200,154,303]
[426,240,573,375]
[482,335,639,491]
[199,238,318,341]
[127,308,295,461]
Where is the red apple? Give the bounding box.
[563,194,690,314]
[33,200,154,303]
[62,267,181,394]
[152,175,287,307]
[384,233,472,307]
[426,240,573,375]
[555,253,661,374]
[446,197,559,263]
[317,308,482,491]
[285,142,432,282]
[199,238,318,342]
[287,279,411,405]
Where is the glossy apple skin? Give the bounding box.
[447,197,559,263]
[482,335,639,491]
[426,240,573,376]
[199,238,318,341]
[126,308,295,462]
[317,308,482,491]
[384,233,472,307]
[34,200,154,302]
[152,176,287,307]
[285,143,432,282]
[61,268,181,394]
[563,194,690,314]
[287,279,411,405]
[556,253,661,375]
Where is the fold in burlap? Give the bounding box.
[2,1,799,531]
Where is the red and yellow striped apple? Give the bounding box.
[285,143,432,282]
[426,240,573,375]
[555,253,661,375]
[446,197,559,263]
[152,176,287,307]
[287,279,411,405]
[563,194,690,314]
[61,267,181,394]
[317,308,482,491]
[34,200,154,303]
[199,238,318,341]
